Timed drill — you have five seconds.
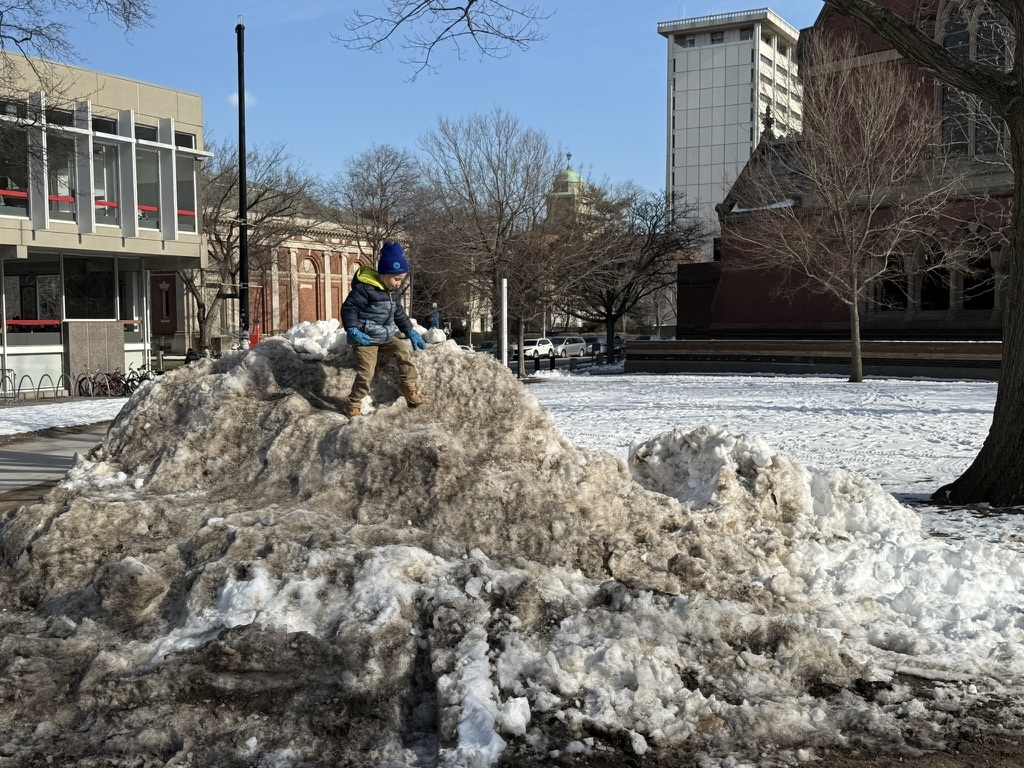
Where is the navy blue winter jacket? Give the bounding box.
[340,266,414,344]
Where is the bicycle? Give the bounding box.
[76,368,109,397]
[124,364,157,395]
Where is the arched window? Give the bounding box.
[939,2,1009,158]
[919,242,950,311]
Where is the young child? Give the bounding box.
[341,241,427,417]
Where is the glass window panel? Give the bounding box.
[93,143,120,225]
[0,127,29,217]
[64,257,115,319]
[47,134,77,222]
[135,124,158,142]
[941,87,970,154]
[136,148,160,229]
[117,257,144,337]
[92,116,117,134]
[942,7,969,57]
[3,257,61,322]
[175,154,197,233]
[976,9,1006,68]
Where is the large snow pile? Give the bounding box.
[1,326,1022,767]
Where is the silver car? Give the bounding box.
[551,335,588,357]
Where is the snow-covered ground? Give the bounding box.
[0,326,1020,768]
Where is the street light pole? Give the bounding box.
[235,16,250,349]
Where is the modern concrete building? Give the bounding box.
[0,55,208,396]
[658,8,802,254]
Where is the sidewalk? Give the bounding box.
[0,424,110,512]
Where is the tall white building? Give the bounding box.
[658,8,802,256]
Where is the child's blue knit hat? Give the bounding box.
[378,242,409,275]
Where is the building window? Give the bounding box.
[118,257,144,335]
[680,34,695,48]
[174,131,196,149]
[175,154,197,233]
[874,276,909,311]
[45,108,74,128]
[3,257,61,324]
[64,256,116,319]
[93,143,120,225]
[136,148,160,229]
[710,31,724,44]
[0,126,29,217]
[962,254,996,310]
[740,27,753,40]
[47,134,77,222]
[135,124,158,142]
[92,116,117,134]
[0,100,26,119]
[941,3,1007,158]
[761,54,773,67]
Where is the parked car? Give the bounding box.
[473,340,497,353]
[583,335,607,354]
[634,335,661,342]
[458,345,476,354]
[550,335,588,357]
[513,338,555,359]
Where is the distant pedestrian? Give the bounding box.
[184,347,200,364]
[341,241,427,417]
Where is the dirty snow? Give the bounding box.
[0,322,1021,768]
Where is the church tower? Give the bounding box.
[546,153,587,223]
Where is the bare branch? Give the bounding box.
[0,0,151,72]
[338,0,548,79]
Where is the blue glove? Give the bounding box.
[346,327,372,346]
[407,329,427,351]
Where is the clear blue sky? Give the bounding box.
[65,1,824,193]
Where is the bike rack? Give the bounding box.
[0,368,16,403]
[17,374,34,401]
[36,374,53,399]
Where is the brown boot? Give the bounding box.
[399,384,423,408]
[346,402,362,417]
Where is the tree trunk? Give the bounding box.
[849,300,863,383]
[935,114,1024,505]
[606,317,618,364]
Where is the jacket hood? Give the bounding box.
[354,265,386,290]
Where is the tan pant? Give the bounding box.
[348,337,418,406]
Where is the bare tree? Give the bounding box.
[0,2,153,177]
[0,1,151,74]
[414,107,567,368]
[721,32,969,382]
[567,185,706,360]
[322,144,422,267]
[339,0,549,79]
[823,0,1024,504]
[182,140,321,347]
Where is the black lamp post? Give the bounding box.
[235,16,250,348]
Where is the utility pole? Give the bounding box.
[235,16,250,349]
